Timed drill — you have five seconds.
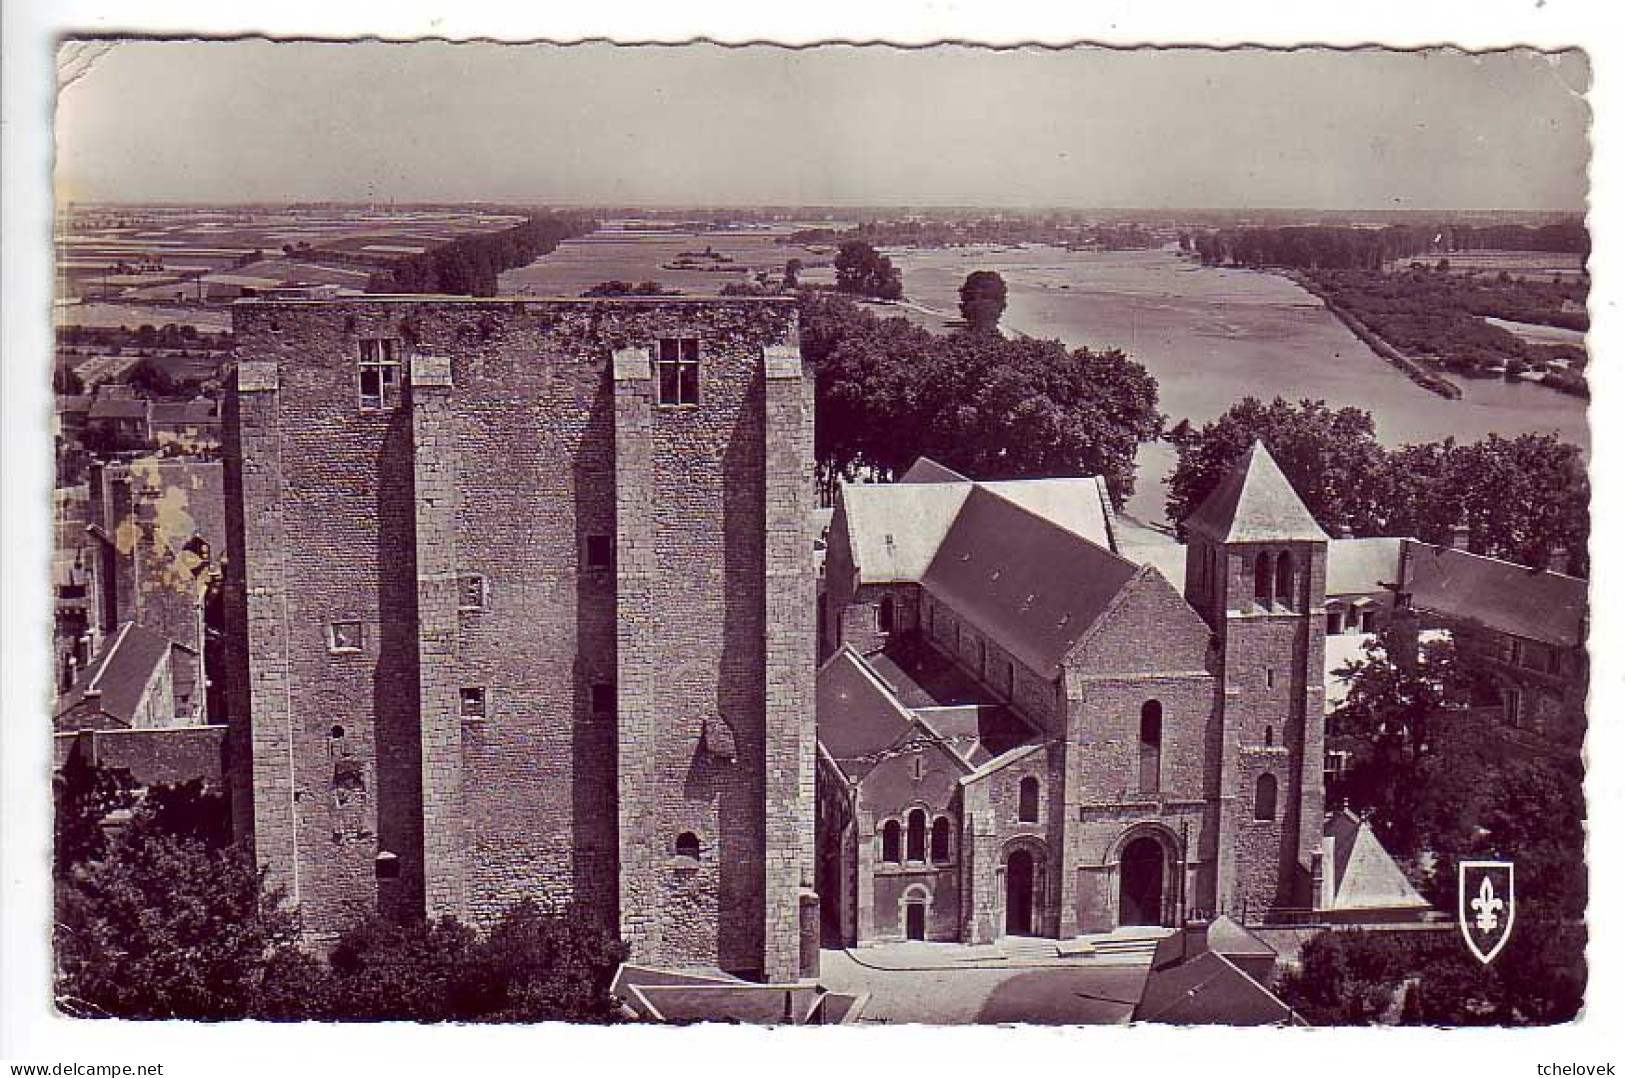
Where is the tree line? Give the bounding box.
[366,212,598,297]
[1187,220,1589,271]
[1166,397,1589,576]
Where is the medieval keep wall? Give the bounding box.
[226,296,811,976]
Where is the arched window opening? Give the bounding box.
[1254,774,1278,822]
[1263,724,1274,748]
[675,832,701,859]
[930,817,952,863]
[1253,551,1273,607]
[1139,700,1163,794]
[906,809,927,861]
[881,821,901,863]
[1017,776,1040,824]
[1275,550,1294,610]
[878,595,895,634]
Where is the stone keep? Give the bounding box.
[222,296,817,981]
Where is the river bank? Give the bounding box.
[1282,271,1463,400]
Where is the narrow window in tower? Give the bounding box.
[1254,773,1278,822]
[906,809,927,861]
[328,620,364,654]
[1139,700,1163,794]
[1017,776,1040,823]
[1253,551,1273,609]
[357,338,402,411]
[585,534,615,570]
[912,755,924,781]
[1264,724,1274,747]
[878,595,895,634]
[590,681,616,716]
[460,687,487,719]
[457,573,487,612]
[1266,668,1275,690]
[675,832,701,860]
[656,337,701,405]
[1275,550,1295,611]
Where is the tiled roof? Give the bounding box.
[840,482,970,584]
[55,622,186,730]
[1184,441,1329,544]
[1323,809,1431,912]
[147,399,218,425]
[1134,950,1305,1026]
[1326,537,1404,596]
[816,648,918,778]
[1401,540,1587,648]
[88,397,148,420]
[898,456,970,484]
[979,478,1114,551]
[923,487,1141,678]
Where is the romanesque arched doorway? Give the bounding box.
[1005,848,1036,936]
[1119,836,1166,927]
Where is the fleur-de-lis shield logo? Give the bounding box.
[1459,860,1515,964]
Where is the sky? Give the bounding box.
[54,40,1591,210]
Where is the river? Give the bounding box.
[884,246,1590,524]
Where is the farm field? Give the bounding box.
[499,222,840,297]
[1417,249,1588,279]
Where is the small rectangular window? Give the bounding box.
[591,681,617,715]
[460,687,487,719]
[458,573,487,612]
[585,535,615,570]
[358,338,403,411]
[328,620,364,653]
[656,337,701,406]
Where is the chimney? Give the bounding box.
[1178,918,1211,965]
[1547,545,1570,575]
[1448,523,1470,551]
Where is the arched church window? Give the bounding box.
[931,816,952,863]
[1263,724,1274,747]
[1139,700,1163,794]
[675,832,701,859]
[1254,774,1278,822]
[1254,551,1273,607]
[906,809,927,861]
[1275,550,1294,610]
[1017,776,1040,823]
[881,820,901,863]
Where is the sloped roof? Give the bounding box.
[1324,809,1431,911]
[1327,537,1404,596]
[1184,441,1329,544]
[980,478,1114,550]
[840,482,970,584]
[88,397,148,421]
[55,622,187,730]
[898,456,970,484]
[147,399,219,426]
[816,647,919,780]
[1134,950,1305,1026]
[923,487,1141,678]
[1401,540,1586,649]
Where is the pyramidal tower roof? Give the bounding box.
[1184,441,1329,544]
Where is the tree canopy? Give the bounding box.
[958,270,1008,333]
[833,240,903,301]
[801,292,1162,506]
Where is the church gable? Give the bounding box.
[1065,565,1213,676]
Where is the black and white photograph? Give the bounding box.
[2,5,1619,1072]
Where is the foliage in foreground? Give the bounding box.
[55,773,629,1022]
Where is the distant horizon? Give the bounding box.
[55,42,1588,211]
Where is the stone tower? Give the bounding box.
[222,296,816,981]
[1181,441,1328,918]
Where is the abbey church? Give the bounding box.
[815,444,1392,945]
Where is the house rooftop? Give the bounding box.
[1401,540,1586,649]
[55,622,190,731]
